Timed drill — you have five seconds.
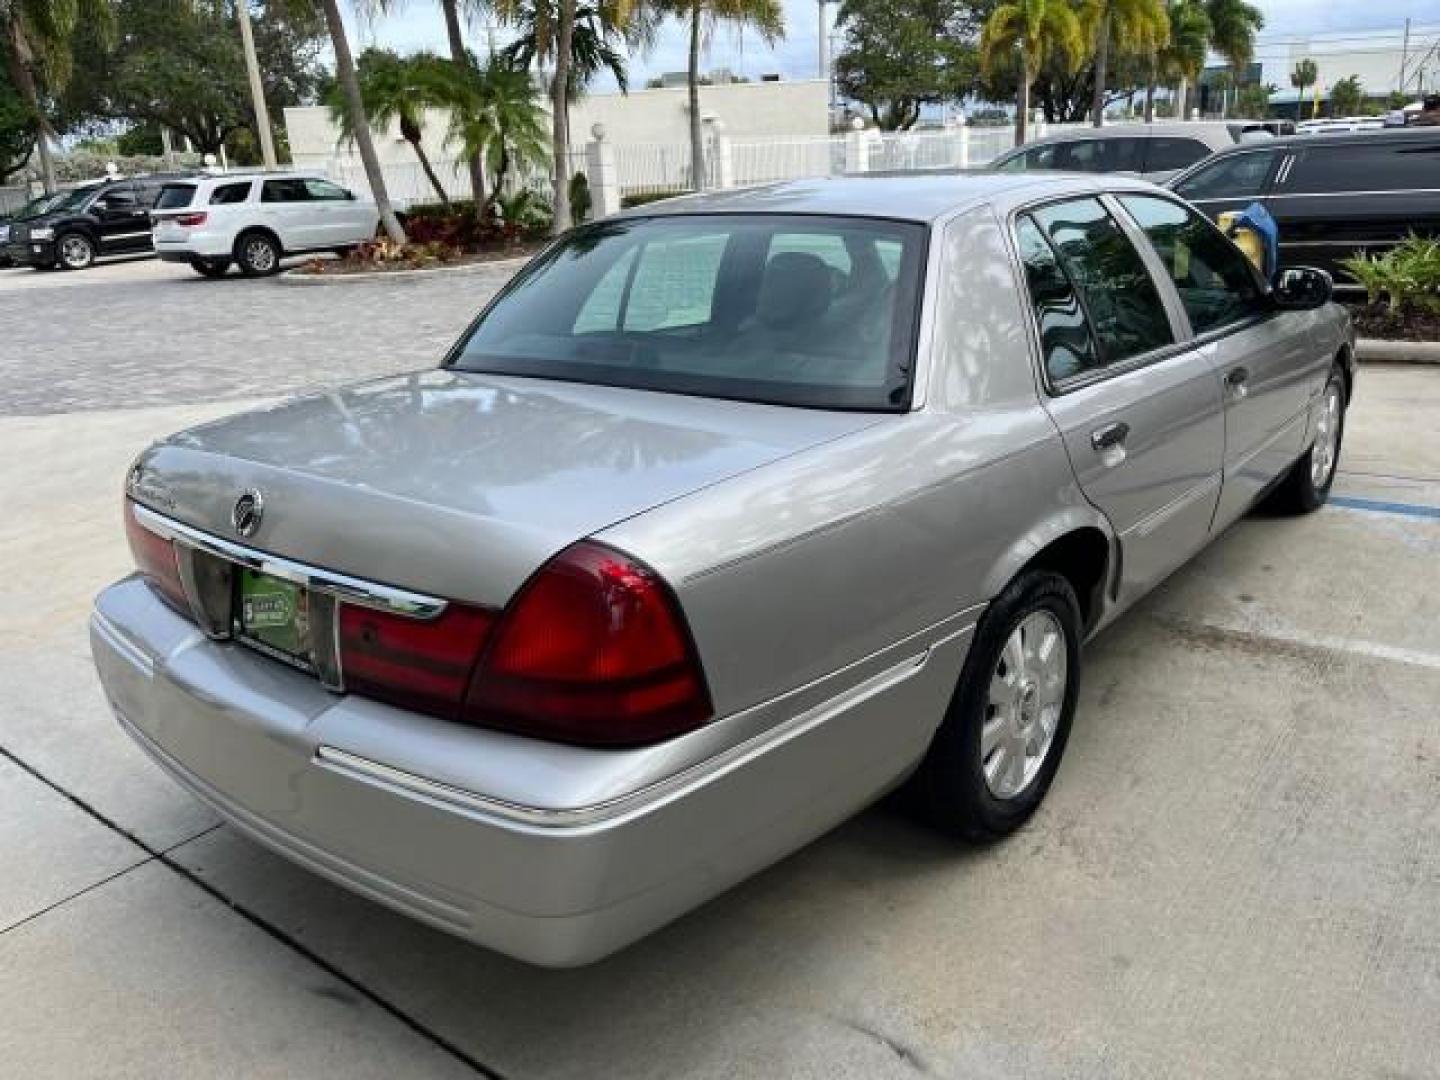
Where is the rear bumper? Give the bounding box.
[155,235,233,259]
[91,576,966,966]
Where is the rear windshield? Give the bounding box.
[155,184,196,210]
[449,214,927,411]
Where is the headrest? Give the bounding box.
[756,252,832,330]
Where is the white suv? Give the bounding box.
[150,172,379,277]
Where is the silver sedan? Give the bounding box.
[92,174,1353,966]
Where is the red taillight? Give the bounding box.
[174,212,208,227]
[462,542,712,746]
[338,603,495,721]
[124,500,188,612]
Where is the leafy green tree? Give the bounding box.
[980,0,1085,143]
[1084,0,1168,126]
[834,0,986,131]
[1150,0,1206,120]
[63,0,324,161]
[1203,0,1261,69]
[0,55,36,181]
[1330,74,1364,117]
[315,0,406,242]
[503,0,653,100]
[1289,57,1316,119]
[427,52,550,210]
[1232,80,1272,118]
[328,49,451,205]
[1,0,115,191]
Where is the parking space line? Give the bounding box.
[1329,496,1440,520]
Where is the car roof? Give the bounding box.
[616,173,1169,225]
[1207,126,1440,155]
[1001,122,1245,150]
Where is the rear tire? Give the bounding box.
[191,259,230,279]
[57,233,95,271]
[235,231,281,277]
[911,570,1082,842]
[1269,365,1346,514]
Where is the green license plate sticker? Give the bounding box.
[237,570,310,663]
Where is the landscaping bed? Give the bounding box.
[1346,301,1440,344]
[1340,237,1440,344]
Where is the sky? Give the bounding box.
[353,0,1428,92]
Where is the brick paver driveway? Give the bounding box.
[1,258,517,415]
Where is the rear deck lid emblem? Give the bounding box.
[232,489,264,537]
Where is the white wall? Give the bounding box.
[1256,24,1440,107]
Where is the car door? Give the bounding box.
[301,178,371,246]
[1262,136,1440,281]
[1015,196,1225,608]
[1114,192,1320,529]
[1169,145,1284,225]
[259,178,316,250]
[92,184,152,253]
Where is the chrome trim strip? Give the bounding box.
[132,503,448,619]
[314,634,961,830]
[1124,472,1223,540]
[1270,187,1440,200]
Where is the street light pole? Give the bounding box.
[237,0,278,169]
[817,0,828,83]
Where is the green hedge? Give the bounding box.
[620,190,693,209]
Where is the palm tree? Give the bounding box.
[1084,0,1169,127]
[981,0,1086,144]
[1150,0,1207,121]
[0,0,113,192]
[504,1,652,100]
[1290,58,1316,121]
[664,0,783,191]
[437,0,488,201]
[427,52,550,210]
[316,0,407,243]
[1203,0,1262,71]
[1209,66,1233,116]
[328,50,451,206]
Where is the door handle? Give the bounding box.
[1224,366,1250,400]
[1090,421,1130,466]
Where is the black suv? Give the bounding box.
[3,173,197,271]
[1169,128,1440,288]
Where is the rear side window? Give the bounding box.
[154,185,196,210]
[209,182,252,205]
[262,179,310,203]
[1055,137,1145,173]
[1147,138,1211,173]
[303,179,350,201]
[1173,150,1278,201]
[1118,195,1266,334]
[1280,141,1440,193]
[1015,216,1098,383]
[1030,197,1174,367]
[996,144,1059,172]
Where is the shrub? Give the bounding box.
[569,172,592,224]
[1341,236,1440,316]
[621,189,692,209]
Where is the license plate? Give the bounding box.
[234,569,314,672]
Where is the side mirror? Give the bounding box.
[1272,266,1333,310]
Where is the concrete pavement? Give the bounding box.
[3,259,1439,1077]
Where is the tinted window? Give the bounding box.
[1280,140,1440,193]
[262,179,310,203]
[1119,195,1266,333]
[1173,149,1277,200]
[97,184,138,208]
[996,144,1060,172]
[453,215,926,411]
[154,184,196,210]
[303,178,350,201]
[1147,137,1211,172]
[1015,216,1098,383]
[1031,198,1174,365]
[210,182,253,205]
[1055,137,1145,173]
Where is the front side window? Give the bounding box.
[451,214,927,411]
[1119,194,1266,334]
[1172,149,1278,201]
[1015,216,1098,383]
[1030,198,1174,366]
[1147,137,1211,173]
[210,182,253,205]
[303,178,350,201]
[262,179,310,203]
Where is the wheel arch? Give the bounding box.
[981,510,1116,635]
[233,225,283,258]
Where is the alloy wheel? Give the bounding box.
[60,236,93,269]
[1310,382,1342,489]
[982,610,1068,800]
[244,238,277,274]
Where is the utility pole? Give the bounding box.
[1399,18,1410,95]
[237,0,278,168]
[817,0,828,83]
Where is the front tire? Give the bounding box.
[911,570,1082,842]
[57,233,96,271]
[235,232,281,277]
[1270,365,1346,514]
